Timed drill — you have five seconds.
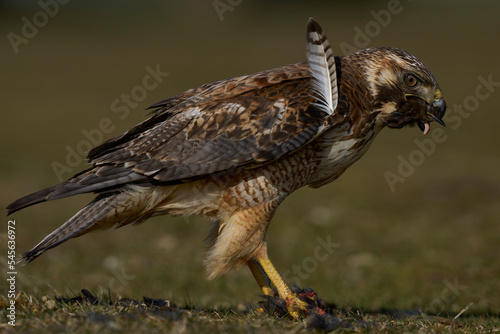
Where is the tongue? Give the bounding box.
[423,122,430,135]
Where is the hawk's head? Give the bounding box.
[356,47,446,135]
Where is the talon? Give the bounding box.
[285,295,311,319]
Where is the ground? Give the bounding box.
[1,1,500,333]
[1,290,499,333]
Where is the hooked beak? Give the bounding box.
[430,89,446,124]
[407,89,447,135]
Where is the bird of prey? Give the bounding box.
[8,18,446,318]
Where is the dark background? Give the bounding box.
[1,0,499,313]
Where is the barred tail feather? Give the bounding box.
[20,188,153,264]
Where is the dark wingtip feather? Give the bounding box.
[6,186,55,215]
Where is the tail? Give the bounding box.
[20,186,156,264]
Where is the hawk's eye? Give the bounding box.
[404,73,418,87]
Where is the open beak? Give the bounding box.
[416,89,447,135]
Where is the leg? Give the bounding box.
[247,255,310,319]
[247,259,273,296]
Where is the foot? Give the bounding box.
[260,287,333,319]
[284,293,313,319]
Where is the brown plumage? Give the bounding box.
[7,18,446,318]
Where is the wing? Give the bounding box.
[89,17,341,183]
[7,18,343,214]
[89,63,326,183]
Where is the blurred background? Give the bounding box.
[1,0,499,314]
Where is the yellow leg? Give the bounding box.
[247,259,273,296]
[247,256,309,319]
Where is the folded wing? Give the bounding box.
[7,19,342,214]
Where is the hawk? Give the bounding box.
[7,18,446,318]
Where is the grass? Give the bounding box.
[2,1,500,333]
[2,291,498,333]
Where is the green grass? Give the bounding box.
[2,291,498,333]
[2,1,500,332]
